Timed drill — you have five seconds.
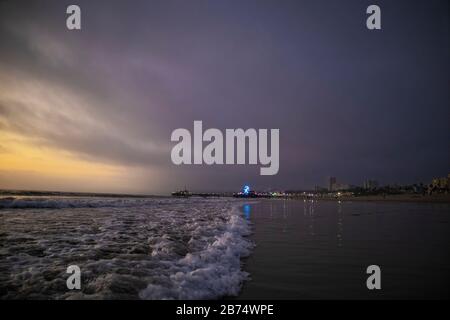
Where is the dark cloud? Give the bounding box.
[0,0,448,193]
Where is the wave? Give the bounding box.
[139,206,253,299]
[0,196,183,209]
[0,198,254,300]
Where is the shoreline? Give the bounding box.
[308,194,450,204]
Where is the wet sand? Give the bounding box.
[238,199,450,299]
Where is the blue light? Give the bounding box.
[243,204,251,220]
[243,185,250,195]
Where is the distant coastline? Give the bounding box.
[1,189,449,204]
[322,193,450,204]
[0,189,164,198]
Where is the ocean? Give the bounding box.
[0,194,252,299]
[238,199,450,299]
[1,193,449,299]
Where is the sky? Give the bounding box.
[0,0,448,194]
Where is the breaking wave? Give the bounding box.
[0,196,171,209]
[139,209,252,299]
[0,197,253,300]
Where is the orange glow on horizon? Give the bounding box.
[0,130,128,191]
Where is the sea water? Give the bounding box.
[0,195,252,299]
[238,199,450,299]
[2,195,449,299]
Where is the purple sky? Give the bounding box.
[0,0,448,194]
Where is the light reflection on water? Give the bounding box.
[239,199,450,299]
[243,204,251,220]
[337,201,343,247]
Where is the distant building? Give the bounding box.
[329,177,337,191]
[427,174,450,194]
[412,184,425,194]
[431,175,449,189]
[315,186,327,192]
[334,183,351,191]
[363,179,379,190]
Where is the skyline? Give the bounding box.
[0,0,449,194]
[0,169,447,196]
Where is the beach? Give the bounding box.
[1,194,449,300]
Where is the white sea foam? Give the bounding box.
[0,197,253,300]
[139,207,252,299]
[0,196,172,209]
